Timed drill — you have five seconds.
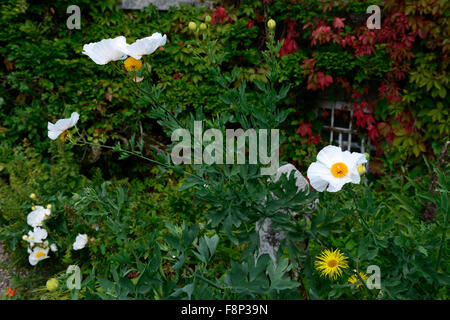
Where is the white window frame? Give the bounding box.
[316,100,375,153]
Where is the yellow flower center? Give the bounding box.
[327,259,338,268]
[124,57,143,72]
[36,252,46,258]
[331,162,348,178]
[59,130,68,142]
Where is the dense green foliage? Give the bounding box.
[0,0,448,300]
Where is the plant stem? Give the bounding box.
[70,126,206,183]
[436,204,448,270]
[351,269,377,299]
[183,264,224,290]
[352,190,375,235]
[113,62,185,129]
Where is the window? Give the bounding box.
[317,100,375,153]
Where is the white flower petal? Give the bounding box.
[345,151,367,183]
[69,112,80,127]
[307,145,367,193]
[349,171,361,184]
[48,129,62,140]
[27,206,49,228]
[125,33,167,59]
[53,118,73,131]
[351,152,368,166]
[307,162,331,192]
[47,122,57,131]
[28,227,48,244]
[73,234,88,250]
[326,180,346,192]
[316,145,343,168]
[48,112,79,140]
[82,36,128,65]
[28,247,49,266]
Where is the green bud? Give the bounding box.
[188,21,197,31]
[200,23,207,31]
[357,164,367,175]
[46,278,59,292]
[205,15,212,24]
[267,19,276,30]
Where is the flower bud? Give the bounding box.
[188,21,197,31]
[46,204,52,209]
[357,164,367,175]
[46,278,59,292]
[29,193,36,200]
[267,19,276,30]
[22,235,28,241]
[133,76,144,83]
[199,23,207,31]
[205,15,212,24]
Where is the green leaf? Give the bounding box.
[205,234,219,257]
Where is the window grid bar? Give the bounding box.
[318,100,375,153]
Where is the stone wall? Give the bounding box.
[119,0,213,10]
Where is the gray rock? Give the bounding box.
[0,244,11,291]
[256,164,317,265]
[256,217,287,264]
[119,0,213,10]
[0,244,30,294]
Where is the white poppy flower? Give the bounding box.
[48,112,79,140]
[27,206,51,228]
[124,33,167,60]
[73,234,88,250]
[307,145,367,192]
[50,244,58,252]
[82,36,128,65]
[26,227,48,246]
[28,247,49,266]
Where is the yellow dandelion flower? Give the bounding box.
[314,248,349,280]
[348,271,369,289]
[124,57,143,72]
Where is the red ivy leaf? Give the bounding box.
[296,122,312,137]
[317,72,333,90]
[333,17,346,29]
